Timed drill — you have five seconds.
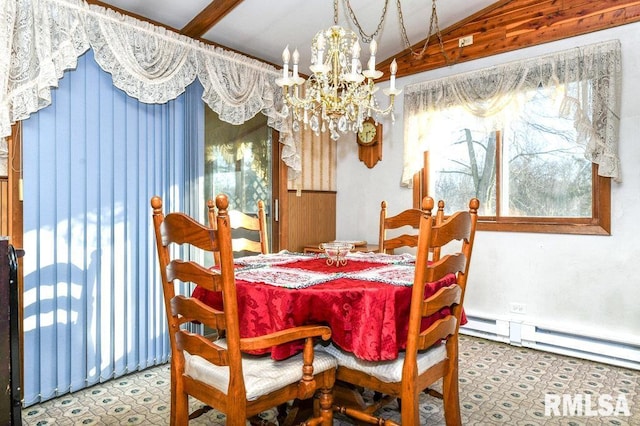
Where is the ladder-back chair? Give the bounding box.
[151,194,336,425]
[329,196,479,425]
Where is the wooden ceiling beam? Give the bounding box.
[181,0,246,39]
[377,0,640,80]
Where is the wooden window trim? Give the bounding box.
[414,158,611,236]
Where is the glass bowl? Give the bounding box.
[319,242,354,266]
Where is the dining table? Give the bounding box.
[191,250,463,362]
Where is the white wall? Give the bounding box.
[336,23,640,348]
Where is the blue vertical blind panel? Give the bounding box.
[21,50,202,405]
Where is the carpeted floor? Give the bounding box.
[22,335,639,425]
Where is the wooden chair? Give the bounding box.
[151,194,336,426]
[329,196,479,425]
[378,199,446,255]
[208,198,269,264]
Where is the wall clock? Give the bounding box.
[356,117,382,168]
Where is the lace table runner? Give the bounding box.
[234,252,416,288]
[234,251,315,267]
[345,251,415,264]
[235,266,336,289]
[343,264,416,287]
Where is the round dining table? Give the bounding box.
[191,251,462,361]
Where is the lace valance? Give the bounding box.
[402,40,621,185]
[1,0,301,178]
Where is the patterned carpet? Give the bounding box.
[22,335,639,425]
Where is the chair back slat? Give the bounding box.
[167,260,224,293]
[171,295,226,331]
[379,201,424,254]
[416,316,458,350]
[209,199,269,264]
[228,209,261,231]
[162,213,218,252]
[421,284,462,317]
[430,211,472,248]
[425,253,467,283]
[175,330,229,366]
[231,238,263,254]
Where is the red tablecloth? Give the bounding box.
[192,253,464,362]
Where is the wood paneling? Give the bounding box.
[286,190,336,252]
[288,125,337,192]
[377,0,640,79]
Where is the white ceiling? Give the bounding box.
[100,0,497,74]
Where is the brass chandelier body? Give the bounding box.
[277,25,400,140]
[276,1,400,141]
[276,0,446,141]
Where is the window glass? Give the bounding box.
[502,87,591,217]
[204,109,272,246]
[428,85,593,221]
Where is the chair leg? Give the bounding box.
[399,390,420,426]
[301,387,334,426]
[442,361,462,426]
[170,365,188,426]
[174,389,189,426]
[317,386,334,426]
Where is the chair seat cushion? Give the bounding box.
[320,342,447,383]
[184,339,337,401]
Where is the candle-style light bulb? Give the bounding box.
[368,39,377,72]
[351,41,360,74]
[292,48,300,79]
[282,45,290,79]
[352,41,361,58]
[316,35,325,65]
[389,59,397,91]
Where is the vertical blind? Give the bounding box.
[21,49,204,405]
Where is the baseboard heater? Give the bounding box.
[461,314,640,371]
[460,314,510,343]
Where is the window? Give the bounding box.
[204,108,274,248]
[405,41,620,235]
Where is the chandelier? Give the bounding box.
[275,6,401,141]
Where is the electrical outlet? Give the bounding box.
[510,302,526,314]
[459,35,474,47]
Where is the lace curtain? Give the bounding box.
[402,40,621,186]
[1,0,301,178]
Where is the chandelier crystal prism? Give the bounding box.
[276,25,401,141]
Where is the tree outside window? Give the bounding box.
[430,86,593,221]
